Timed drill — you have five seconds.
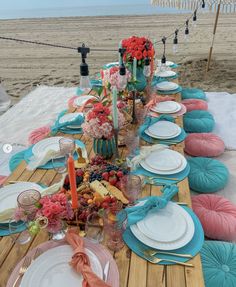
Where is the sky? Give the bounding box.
[1,0,150,10]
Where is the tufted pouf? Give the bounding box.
[181,99,208,112]
[188,157,229,193]
[183,110,215,133]
[201,241,236,287]
[185,133,225,157]
[181,88,206,100]
[192,194,236,241]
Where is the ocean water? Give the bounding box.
[0,1,191,20]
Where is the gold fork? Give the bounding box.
[140,251,194,267]
[33,248,43,261]
[13,256,31,287]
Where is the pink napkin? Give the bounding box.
[66,230,111,287]
[146,95,174,109]
[0,176,6,185]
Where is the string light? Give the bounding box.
[118,48,128,90]
[78,43,91,90]
[173,29,178,54]
[193,10,197,28]
[143,41,151,77]
[160,36,167,71]
[184,20,190,42]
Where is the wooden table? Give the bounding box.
[0,90,205,287]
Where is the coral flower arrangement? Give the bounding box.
[122,36,155,66]
[82,102,125,140]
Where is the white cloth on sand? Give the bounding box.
[206,92,236,150]
[0,85,76,146]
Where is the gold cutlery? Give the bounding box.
[13,256,31,287]
[140,251,194,267]
[177,202,188,206]
[33,248,43,261]
[143,249,193,259]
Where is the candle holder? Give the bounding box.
[131,90,137,124]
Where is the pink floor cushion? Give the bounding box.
[192,194,236,241]
[185,133,225,157]
[182,99,208,112]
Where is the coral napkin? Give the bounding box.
[66,230,111,287]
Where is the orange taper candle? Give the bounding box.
[67,155,78,209]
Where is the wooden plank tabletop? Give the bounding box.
[0,90,205,287]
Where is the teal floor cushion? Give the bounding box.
[201,241,236,287]
[181,88,206,100]
[184,110,215,133]
[188,157,229,193]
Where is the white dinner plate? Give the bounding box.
[32,136,64,157]
[156,82,179,91]
[148,121,181,139]
[130,202,195,250]
[153,101,181,114]
[144,128,181,140]
[21,245,103,287]
[74,95,96,107]
[0,182,43,223]
[144,149,183,172]
[137,202,187,242]
[155,70,176,78]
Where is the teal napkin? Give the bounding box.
[50,110,84,135]
[125,185,179,227]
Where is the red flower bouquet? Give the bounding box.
[122,36,155,67]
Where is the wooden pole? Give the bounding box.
[206,1,221,72]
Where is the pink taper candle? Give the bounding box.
[67,155,78,209]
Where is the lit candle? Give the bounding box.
[133,57,137,81]
[67,155,78,209]
[119,40,122,66]
[112,87,118,130]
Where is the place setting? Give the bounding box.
[127,145,190,185]
[123,185,204,266]
[139,116,186,146]
[155,81,183,95]
[149,99,186,117]
[9,136,87,172]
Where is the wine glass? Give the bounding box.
[120,175,142,205]
[17,189,41,220]
[85,212,104,243]
[9,219,31,245]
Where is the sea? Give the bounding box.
[0,0,191,20]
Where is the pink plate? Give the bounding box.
[149,103,186,118]
[7,238,119,287]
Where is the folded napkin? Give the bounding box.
[146,95,174,109]
[66,229,111,287]
[51,110,84,135]
[126,144,168,170]
[138,115,174,141]
[126,185,179,227]
[27,149,62,170]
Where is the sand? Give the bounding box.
[0,13,235,104]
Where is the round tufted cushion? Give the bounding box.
[181,88,206,100]
[188,157,229,193]
[181,99,208,112]
[183,110,215,133]
[192,194,236,240]
[201,241,236,287]
[185,133,225,157]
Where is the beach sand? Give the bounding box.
[0,13,235,104]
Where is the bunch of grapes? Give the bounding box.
[90,155,106,166]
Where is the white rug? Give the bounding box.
[0,85,76,146]
[206,92,236,150]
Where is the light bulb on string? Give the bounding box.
[118,47,127,90]
[160,36,167,71]
[78,44,91,90]
[184,20,189,43]
[173,29,178,54]
[193,10,197,28]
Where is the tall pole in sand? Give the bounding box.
[206,0,222,72]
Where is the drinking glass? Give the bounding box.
[120,175,142,205]
[17,189,41,220]
[103,209,127,252]
[85,212,104,243]
[9,219,31,245]
[124,129,140,156]
[59,138,75,156]
[52,157,67,174]
[136,106,148,125]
